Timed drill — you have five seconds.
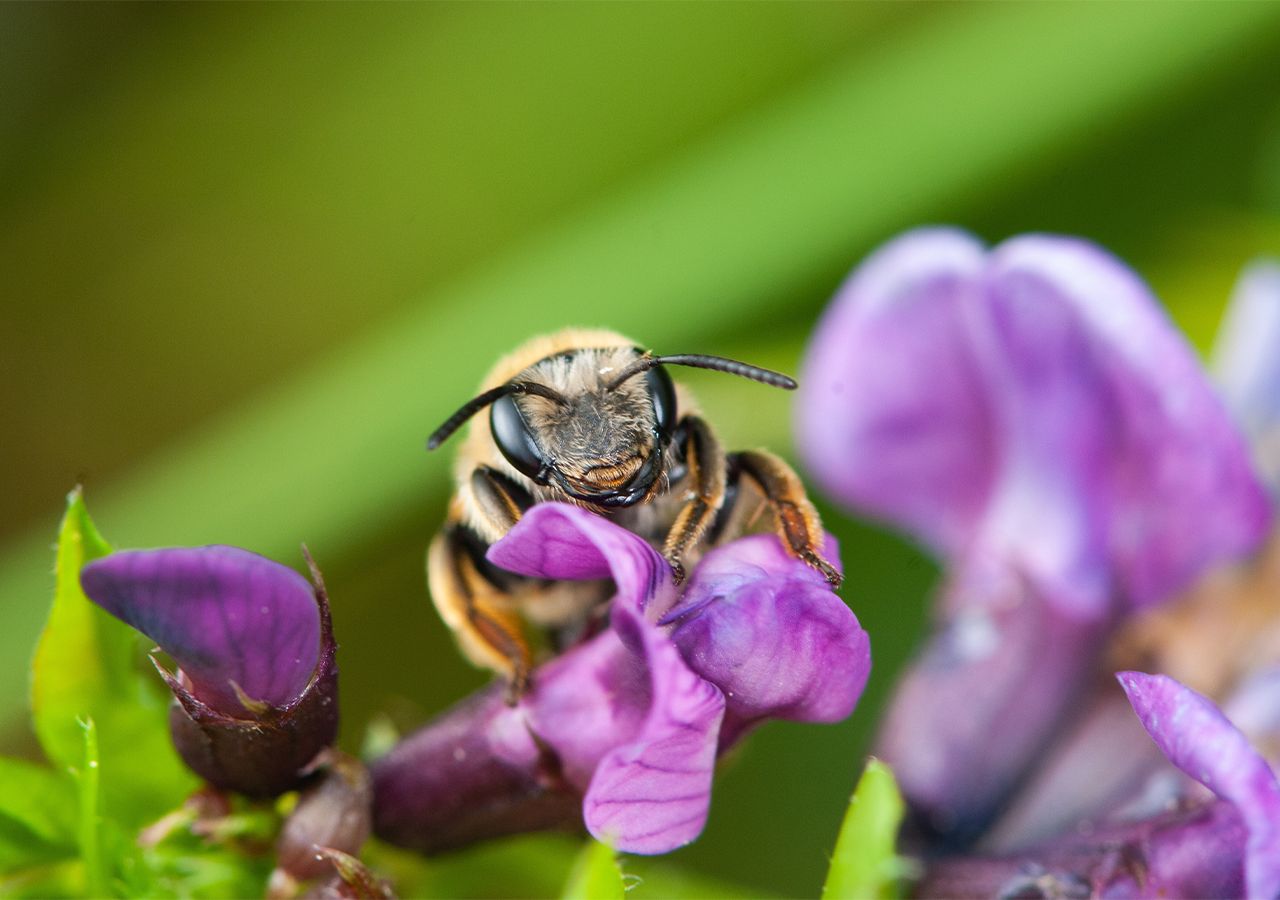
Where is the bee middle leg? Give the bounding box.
[726,449,843,589]
[662,415,727,583]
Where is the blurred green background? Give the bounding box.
[4,3,1280,895]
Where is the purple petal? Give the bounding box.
[663,534,869,723]
[799,229,1270,616]
[581,607,724,855]
[81,546,320,713]
[488,504,724,854]
[991,236,1270,609]
[1119,671,1280,899]
[487,502,674,618]
[797,228,993,559]
[1213,259,1280,493]
[875,564,1110,844]
[502,629,652,791]
[919,798,1249,899]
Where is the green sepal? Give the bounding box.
[561,839,624,900]
[822,758,908,900]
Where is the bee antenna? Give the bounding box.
[427,382,567,450]
[606,354,798,391]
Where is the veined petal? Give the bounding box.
[663,534,869,723]
[1119,671,1280,899]
[582,607,725,855]
[80,546,320,713]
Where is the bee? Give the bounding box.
[426,328,841,695]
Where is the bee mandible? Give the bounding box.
[426,328,841,695]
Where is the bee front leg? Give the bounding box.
[731,449,843,589]
[662,416,727,584]
[428,523,533,702]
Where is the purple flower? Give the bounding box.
[796,228,1272,845]
[798,228,1269,615]
[80,546,339,797]
[372,503,870,856]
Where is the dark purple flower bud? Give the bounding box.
[80,546,339,797]
[373,503,869,856]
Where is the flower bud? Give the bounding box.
[80,545,339,796]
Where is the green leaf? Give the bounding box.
[0,757,77,870]
[561,839,624,900]
[31,489,196,828]
[822,758,906,900]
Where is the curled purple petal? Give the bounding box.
[487,502,674,619]
[799,229,1270,617]
[1118,671,1280,900]
[663,534,868,723]
[81,546,320,712]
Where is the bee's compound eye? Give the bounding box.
[645,365,677,438]
[490,393,548,482]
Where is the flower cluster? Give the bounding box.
[71,223,1280,893]
[372,503,870,854]
[796,228,1280,895]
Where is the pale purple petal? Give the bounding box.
[799,230,1269,619]
[797,228,993,559]
[990,237,1270,609]
[487,502,674,618]
[582,607,724,855]
[1213,259,1280,493]
[1119,671,1280,899]
[876,564,1110,844]
[81,546,320,713]
[662,534,868,723]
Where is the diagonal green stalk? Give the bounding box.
[1,2,1278,736]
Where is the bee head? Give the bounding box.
[428,346,795,509]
